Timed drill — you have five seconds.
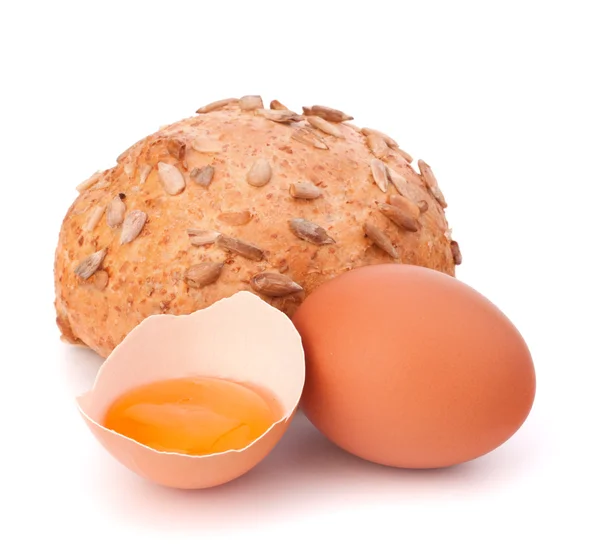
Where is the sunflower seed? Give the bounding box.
[362,129,412,163]
[250,272,303,297]
[366,133,389,159]
[239,95,264,110]
[120,210,147,244]
[190,165,215,188]
[185,262,224,289]
[368,130,410,161]
[343,122,361,132]
[302,105,353,122]
[123,162,135,178]
[116,145,132,163]
[256,108,302,123]
[167,138,186,160]
[216,235,264,261]
[187,229,220,246]
[418,159,447,208]
[270,100,289,110]
[306,116,343,138]
[157,162,186,195]
[417,200,429,213]
[92,180,110,191]
[396,147,413,164]
[217,211,253,225]
[364,223,398,259]
[191,139,223,154]
[93,270,109,290]
[370,159,389,192]
[378,202,419,232]
[291,128,328,150]
[450,240,462,265]
[246,158,272,187]
[289,218,335,245]
[290,182,322,200]
[139,164,151,185]
[76,171,102,192]
[361,127,398,149]
[196,98,239,114]
[387,167,411,196]
[388,194,421,219]
[106,195,126,228]
[82,205,105,232]
[74,248,107,280]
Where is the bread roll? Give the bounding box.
[54,97,460,357]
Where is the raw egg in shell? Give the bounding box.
[76,291,305,489]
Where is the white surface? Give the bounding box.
[1,0,599,544]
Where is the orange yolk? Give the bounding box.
[103,376,278,456]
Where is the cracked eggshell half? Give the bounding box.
[76,291,305,489]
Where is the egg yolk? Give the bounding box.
[103,377,278,456]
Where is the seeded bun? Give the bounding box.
[54,96,461,357]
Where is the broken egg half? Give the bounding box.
[76,291,305,489]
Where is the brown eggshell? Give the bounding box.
[292,264,536,469]
[77,291,305,489]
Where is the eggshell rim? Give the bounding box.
[75,290,305,459]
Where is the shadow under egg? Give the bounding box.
[83,411,540,532]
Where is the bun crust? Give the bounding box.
[54,98,459,357]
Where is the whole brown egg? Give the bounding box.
[292,264,536,468]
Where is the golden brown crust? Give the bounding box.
[54,100,456,357]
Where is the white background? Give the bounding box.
[1,1,599,544]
